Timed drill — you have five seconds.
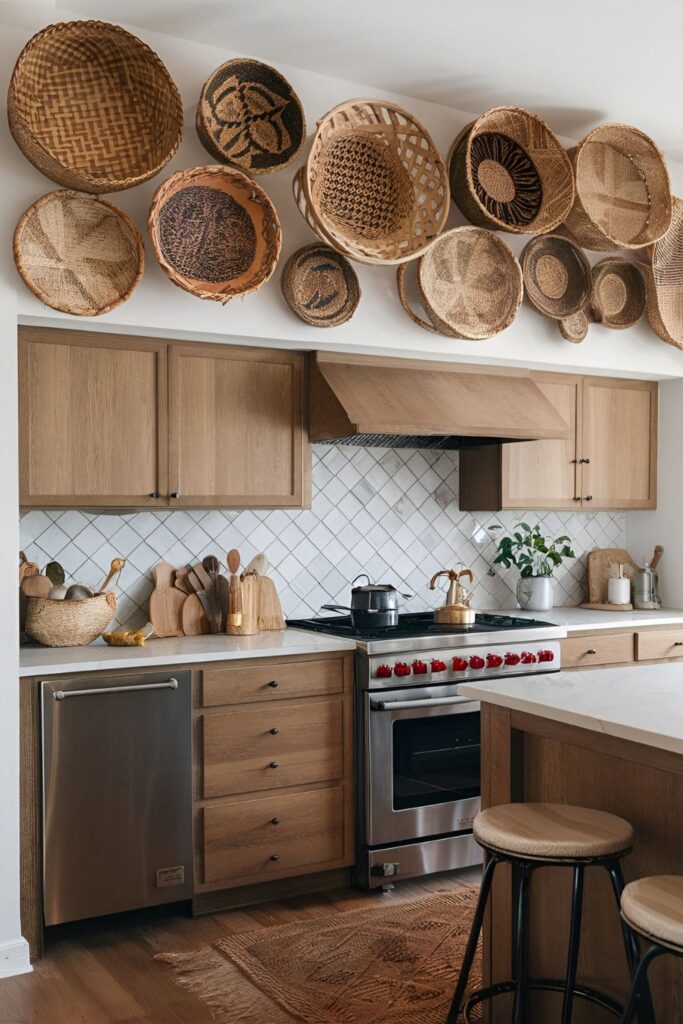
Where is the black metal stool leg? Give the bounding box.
[561,864,584,1024]
[606,861,656,1024]
[512,862,532,1024]
[446,854,498,1024]
[621,945,665,1024]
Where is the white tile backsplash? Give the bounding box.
[20,445,626,630]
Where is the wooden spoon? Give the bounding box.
[96,558,125,595]
[226,549,243,633]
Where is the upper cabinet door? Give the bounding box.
[19,328,167,508]
[581,378,658,509]
[168,344,309,508]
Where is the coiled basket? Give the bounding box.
[25,593,116,647]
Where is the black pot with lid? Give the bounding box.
[321,574,411,629]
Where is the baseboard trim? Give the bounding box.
[0,937,32,979]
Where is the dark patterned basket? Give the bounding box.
[148,166,281,302]
[197,58,306,174]
[281,244,360,327]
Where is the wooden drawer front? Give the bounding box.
[561,633,634,668]
[203,785,346,883]
[636,629,683,661]
[201,657,344,707]
[202,699,344,797]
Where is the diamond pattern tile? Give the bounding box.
[20,445,626,629]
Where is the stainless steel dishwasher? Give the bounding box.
[41,670,193,925]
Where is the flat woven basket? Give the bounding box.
[25,593,116,647]
[521,234,591,320]
[197,58,306,174]
[641,196,683,350]
[281,244,360,327]
[299,98,449,265]
[148,166,282,303]
[8,20,183,193]
[448,107,574,235]
[563,124,672,250]
[590,258,646,329]
[14,190,144,316]
[396,226,523,339]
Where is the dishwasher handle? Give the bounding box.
[52,678,179,701]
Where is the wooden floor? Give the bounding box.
[0,868,480,1024]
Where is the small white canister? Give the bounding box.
[608,575,631,605]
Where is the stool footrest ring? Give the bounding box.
[462,977,624,1023]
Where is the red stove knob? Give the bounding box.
[412,659,428,674]
[469,655,486,670]
[521,651,538,665]
[376,664,393,678]
[538,649,555,663]
[486,653,503,668]
[504,652,521,666]
[452,657,468,672]
[394,662,412,677]
[431,658,447,673]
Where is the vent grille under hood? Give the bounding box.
[310,353,570,449]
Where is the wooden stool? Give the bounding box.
[621,875,683,1023]
[447,803,645,1024]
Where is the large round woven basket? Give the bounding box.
[448,107,574,235]
[281,244,360,327]
[521,234,591,320]
[641,196,683,350]
[197,58,306,174]
[25,592,116,647]
[8,20,183,193]
[14,191,144,316]
[563,124,671,250]
[590,258,646,329]
[299,99,449,265]
[396,227,523,339]
[148,166,282,302]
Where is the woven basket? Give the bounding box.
[563,124,671,250]
[197,58,305,174]
[640,196,683,350]
[559,310,590,343]
[299,99,449,265]
[521,235,591,321]
[396,227,523,339]
[281,244,360,327]
[591,259,646,329]
[448,107,574,235]
[14,190,144,316]
[25,592,116,647]
[148,166,281,302]
[8,20,183,193]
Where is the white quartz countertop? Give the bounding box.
[19,629,357,678]
[460,661,683,755]
[489,607,683,633]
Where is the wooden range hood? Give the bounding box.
[310,352,570,448]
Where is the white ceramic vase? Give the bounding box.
[516,576,554,612]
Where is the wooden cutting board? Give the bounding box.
[181,593,210,636]
[149,563,186,638]
[583,548,638,606]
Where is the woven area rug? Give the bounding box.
[157,886,481,1023]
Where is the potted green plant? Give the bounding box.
[493,523,576,611]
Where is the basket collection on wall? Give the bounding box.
[5,19,683,352]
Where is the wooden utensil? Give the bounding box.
[651,545,664,570]
[226,548,243,634]
[202,555,221,576]
[175,568,193,596]
[214,574,229,633]
[258,575,286,630]
[189,562,212,592]
[182,593,210,636]
[19,551,38,585]
[149,563,186,638]
[96,557,125,594]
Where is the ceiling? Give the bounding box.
[62,0,683,162]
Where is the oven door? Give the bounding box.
[365,685,481,847]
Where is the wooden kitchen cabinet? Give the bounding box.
[460,373,657,511]
[19,328,310,509]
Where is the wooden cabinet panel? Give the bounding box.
[202,785,347,884]
[202,699,344,797]
[19,327,167,507]
[636,629,683,661]
[561,632,634,668]
[582,378,657,509]
[168,343,308,507]
[201,656,345,707]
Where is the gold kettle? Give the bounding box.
[429,567,476,625]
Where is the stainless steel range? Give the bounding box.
[288,611,566,889]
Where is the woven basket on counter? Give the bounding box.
[641,197,683,350]
[396,226,523,339]
[14,191,144,316]
[25,593,116,647]
[148,165,282,302]
[563,124,671,250]
[590,258,646,329]
[281,243,360,326]
[298,98,449,265]
[448,107,574,235]
[197,58,306,174]
[8,20,183,193]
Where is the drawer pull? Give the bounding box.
[270,854,280,862]
[269,761,279,769]
[271,817,280,825]
[270,727,279,734]
[586,648,597,655]
[267,680,278,688]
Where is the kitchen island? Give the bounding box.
[460,663,683,1023]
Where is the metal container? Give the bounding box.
[321,574,411,629]
[634,566,661,610]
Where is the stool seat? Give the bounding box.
[622,875,683,952]
[474,803,634,861]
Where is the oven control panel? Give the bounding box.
[366,640,561,689]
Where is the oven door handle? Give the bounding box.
[370,696,476,711]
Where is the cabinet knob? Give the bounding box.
[584,495,593,502]
[170,491,181,499]
[270,727,279,735]
[269,761,279,769]
[271,817,280,825]
[148,491,160,499]
[572,496,581,502]
[268,680,278,688]
[586,648,597,655]
[270,854,279,862]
